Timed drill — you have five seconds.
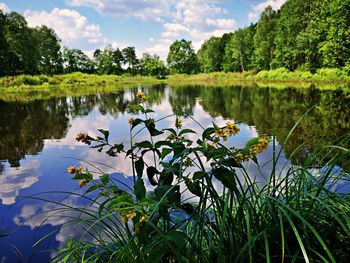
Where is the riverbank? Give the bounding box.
[0,68,350,91]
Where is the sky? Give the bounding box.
[0,0,286,59]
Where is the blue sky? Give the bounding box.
[0,0,285,59]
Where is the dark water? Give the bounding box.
[0,84,349,262]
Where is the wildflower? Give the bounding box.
[215,128,225,138]
[251,138,269,154]
[79,180,87,188]
[128,118,135,126]
[67,166,76,174]
[175,117,182,129]
[76,166,83,173]
[127,210,137,219]
[226,121,240,136]
[140,215,148,222]
[76,133,91,145]
[136,91,146,101]
[120,214,128,223]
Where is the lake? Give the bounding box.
[0,83,349,262]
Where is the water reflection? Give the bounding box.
[0,84,349,261]
[1,84,349,170]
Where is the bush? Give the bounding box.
[51,91,350,263]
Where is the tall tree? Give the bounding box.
[94,45,124,75]
[139,53,166,77]
[3,12,40,75]
[197,36,225,72]
[272,0,312,70]
[167,39,199,74]
[223,24,256,72]
[122,47,137,75]
[33,26,63,75]
[252,6,277,71]
[63,47,95,74]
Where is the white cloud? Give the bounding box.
[0,160,40,205]
[248,0,286,22]
[66,0,173,23]
[0,2,9,12]
[24,8,104,49]
[206,18,236,30]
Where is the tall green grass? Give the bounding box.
[35,96,350,263]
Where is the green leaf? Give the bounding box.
[135,158,144,178]
[144,108,155,113]
[154,185,180,205]
[147,166,158,186]
[184,178,202,197]
[128,104,144,112]
[178,129,196,136]
[72,173,93,181]
[193,171,207,180]
[161,148,172,159]
[100,174,110,185]
[155,140,173,148]
[131,118,144,130]
[245,137,259,149]
[97,129,109,141]
[135,141,153,149]
[202,127,215,140]
[212,167,237,191]
[134,178,146,201]
[85,184,104,194]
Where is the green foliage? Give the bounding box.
[94,45,124,75]
[167,39,199,74]
[197,36,228,72]
[55,91,350,262]
[139,53,167,78]
[223,24,256,72]
[252,6,277,70]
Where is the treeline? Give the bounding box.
[0,10,166,77]
[1,0,350,78]
[196,0,350,73]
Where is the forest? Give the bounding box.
[0,0,349,78]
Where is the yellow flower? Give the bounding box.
[251,138,269,155]
[127,210,137,219]
[75,133,91,145]
[76,166,83,173]
[120,214,128,223]
[226,121,235,129]
[128,118,135,126]
[136,91,146,101]
[67,166,76,174]
[215,128,225,138]
[79,180,87,188]
[226,125,240,136]
[140,215,149,222]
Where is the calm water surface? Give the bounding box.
[0,84,349,262]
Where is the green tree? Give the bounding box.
[272,0,312,70]
[197,36,225,72]
[94,45,124,75]
[139,53,167,77]
[3,12,40,75]
[167,39,199,74]
[63,47,95,73]
[252,6,277,71]
[223,24,256,72]
[33,25,63,75]
[122,46,138,75]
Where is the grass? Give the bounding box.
[0,68,349,92]
[28,96,350,262]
